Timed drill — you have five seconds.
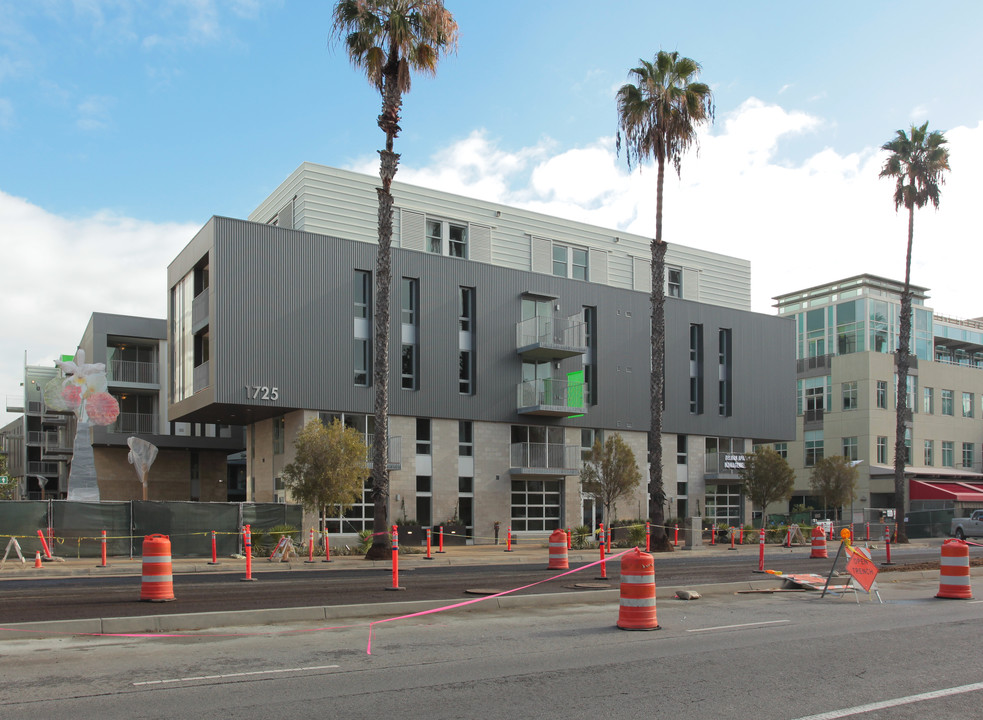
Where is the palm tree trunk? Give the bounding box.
[893,202,915,543]
[648,154,669,550]
[366,69,402,560]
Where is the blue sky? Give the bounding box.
[2,0,982,424]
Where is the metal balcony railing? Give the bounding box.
[42,431,72,455]
[192,290,209,329]
[110,412,159,435]
[27,461,60,475]
[108,359,158,384]
[509,442,581,472]
[365,435,402,470]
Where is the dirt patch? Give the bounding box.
[881,557,983,573]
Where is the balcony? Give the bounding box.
[705,452,747,478]
[516,315,587,360]
[27,461,61,475]
[26,431,43,446]
[516,378,587,417]
[365,435,402,471]
[509,442,581,475]
[42,431,73,458]
[5,395,24,413]
[804,408,824,428]
[193,362,209,394]
[109,359,159,385]
[192,290,209,331]
[796,354,832,374]
[110,412,159,435]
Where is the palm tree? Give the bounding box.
[879,122,950,543]
[616,51,713,550]
[332,1,458,559]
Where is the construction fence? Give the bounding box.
[0,500,303,559]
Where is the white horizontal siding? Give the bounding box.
[250,163,752,311]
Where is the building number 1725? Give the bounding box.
[245,385,280,401]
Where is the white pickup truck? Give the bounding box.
[951,510,983,540]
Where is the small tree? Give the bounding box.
[580,434,642,529]
[282,419,367,532]
[809,456,859,522]
[740,448,795,528]
[0,453,14,500]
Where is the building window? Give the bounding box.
[705,483,742,526]
[876,381,888,409]
[354,340,370,387]
[942,389,954,416]
[273,416,285,455]
[804,430,824,467]
[415,418,431,455]
[803,376,828,418]
[923,387,934,414]
[325,478,372,533]
[667,267,682,297]
[427,218,468,258]
[876,436,888,464]
[842,436,858,462]
[583,306,597,405]
[689,324,703,414]
[924,440,934,466]
[905,428,912,465]
[401,277,419,391]
[963,392,974,418]
[415,476,432,527]
[354,270,371,387]
[774,442,788,459]
[677,434,687,465]
[842,381,858,411]
[458,476,474,532]
[459,421,473,457]
[458,287,475,395]
[510,478,561,531]
[942,441,954,468]
[354,270,370,319]
[552,244,588,280]
[963,442,974,469]
[718,328,732,417]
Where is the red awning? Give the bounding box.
[910,480,983,502]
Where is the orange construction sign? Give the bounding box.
[846,550,879,592]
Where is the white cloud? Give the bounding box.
[76,94,114,130]
[0,191,197,425]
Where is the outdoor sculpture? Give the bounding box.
[127,436,159,501]
[43,349,120,502]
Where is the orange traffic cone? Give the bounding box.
[34,551,43,568]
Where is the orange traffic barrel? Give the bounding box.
[547,528,569,570]
[617,547,660,630]
[936,538,972,599]
[810,525,828,559]
[140,534,176,602]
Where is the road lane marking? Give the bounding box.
[687,620,789,633]
[791,681,983,719]
[133,665,340,686]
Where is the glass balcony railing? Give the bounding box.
[110,412,159,435]
[516,315,587,359]
[516,378,586,416]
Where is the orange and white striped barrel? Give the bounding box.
[140,534,176,602]
[936,538,972,599]
[547,528,569,570]
[617,547,660,631]
[810,524,828,559]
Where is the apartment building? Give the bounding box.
[167,163,795,539]
[1,313,244,500]
[773,274,983,527]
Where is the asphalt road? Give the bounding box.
[2,571,981,720]
[0,543,956,625]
